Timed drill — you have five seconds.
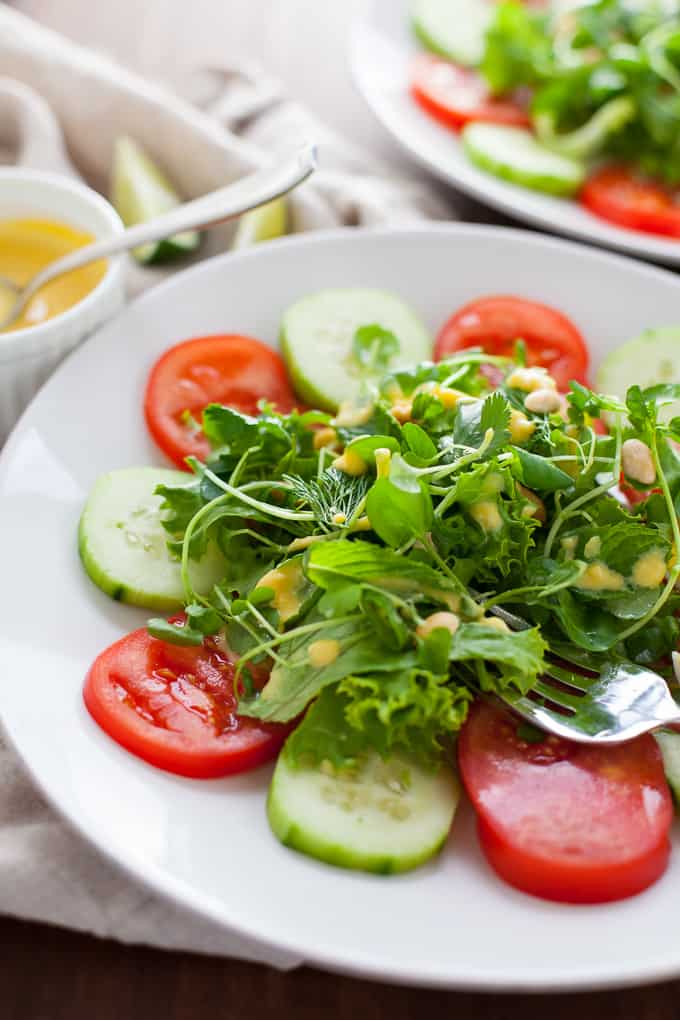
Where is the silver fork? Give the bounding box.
[487,603,680,744]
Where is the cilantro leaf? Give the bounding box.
[352,325,400,376]
[453,392,511,458]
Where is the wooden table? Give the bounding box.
[2,913,679,1020]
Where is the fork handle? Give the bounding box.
[19,143,318,308]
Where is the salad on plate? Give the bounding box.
[79,285,680,903]
[410,0,680,238]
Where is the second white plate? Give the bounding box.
[349,0,680,266]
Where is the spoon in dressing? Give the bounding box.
[0,143,317,333]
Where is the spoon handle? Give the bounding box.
[20,143,318,307]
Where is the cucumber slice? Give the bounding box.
[231,197,288,249]
[280,288,432,411]
[597,327,680,423]
[411,0,492,67]
[268,749,459,874]
[79,467,224,610]
[656,730,680,806]
[462,123,586,196]
[111,136,200,264]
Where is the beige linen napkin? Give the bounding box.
[0,6,456,963]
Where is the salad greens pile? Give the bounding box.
[149,328,680,772]
[481,0,680,182]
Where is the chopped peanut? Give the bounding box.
[480,616,510,633]
[416,611,460,639]
[416,383,472,409]
[391,399,413,423]
[524,388,562,414]
[507,366,557,392]
[622,438,656,486]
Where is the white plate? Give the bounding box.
[349,0,680,266]
[2,225,680,992]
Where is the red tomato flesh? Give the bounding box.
[144,334,297,468]
[410,55,530,130]
[84,627,288,778]
[435,295,590,391]
[581,167,680,239]
[459,701,672,903]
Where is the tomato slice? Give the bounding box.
[434,295,590,390]
[458,701,672,903]
[84,626,288,778]
[581,167,680,239]
[410,55,530,130]
[144,334,297,468]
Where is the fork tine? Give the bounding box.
[504,695,610,743]
[532,679,584,711]
[543,662,596,693]
[547,641,603,672]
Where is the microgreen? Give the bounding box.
[147,350,680,769]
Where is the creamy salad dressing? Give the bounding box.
[0,218,106,332]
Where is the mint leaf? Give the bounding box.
[306,539,462,604]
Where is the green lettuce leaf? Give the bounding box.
[239,617,417,722]
[449,622,547,694]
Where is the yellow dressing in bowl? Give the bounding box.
[0,218,106,333]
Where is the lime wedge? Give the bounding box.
[110,136,200,265]
[231,197,288,249]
